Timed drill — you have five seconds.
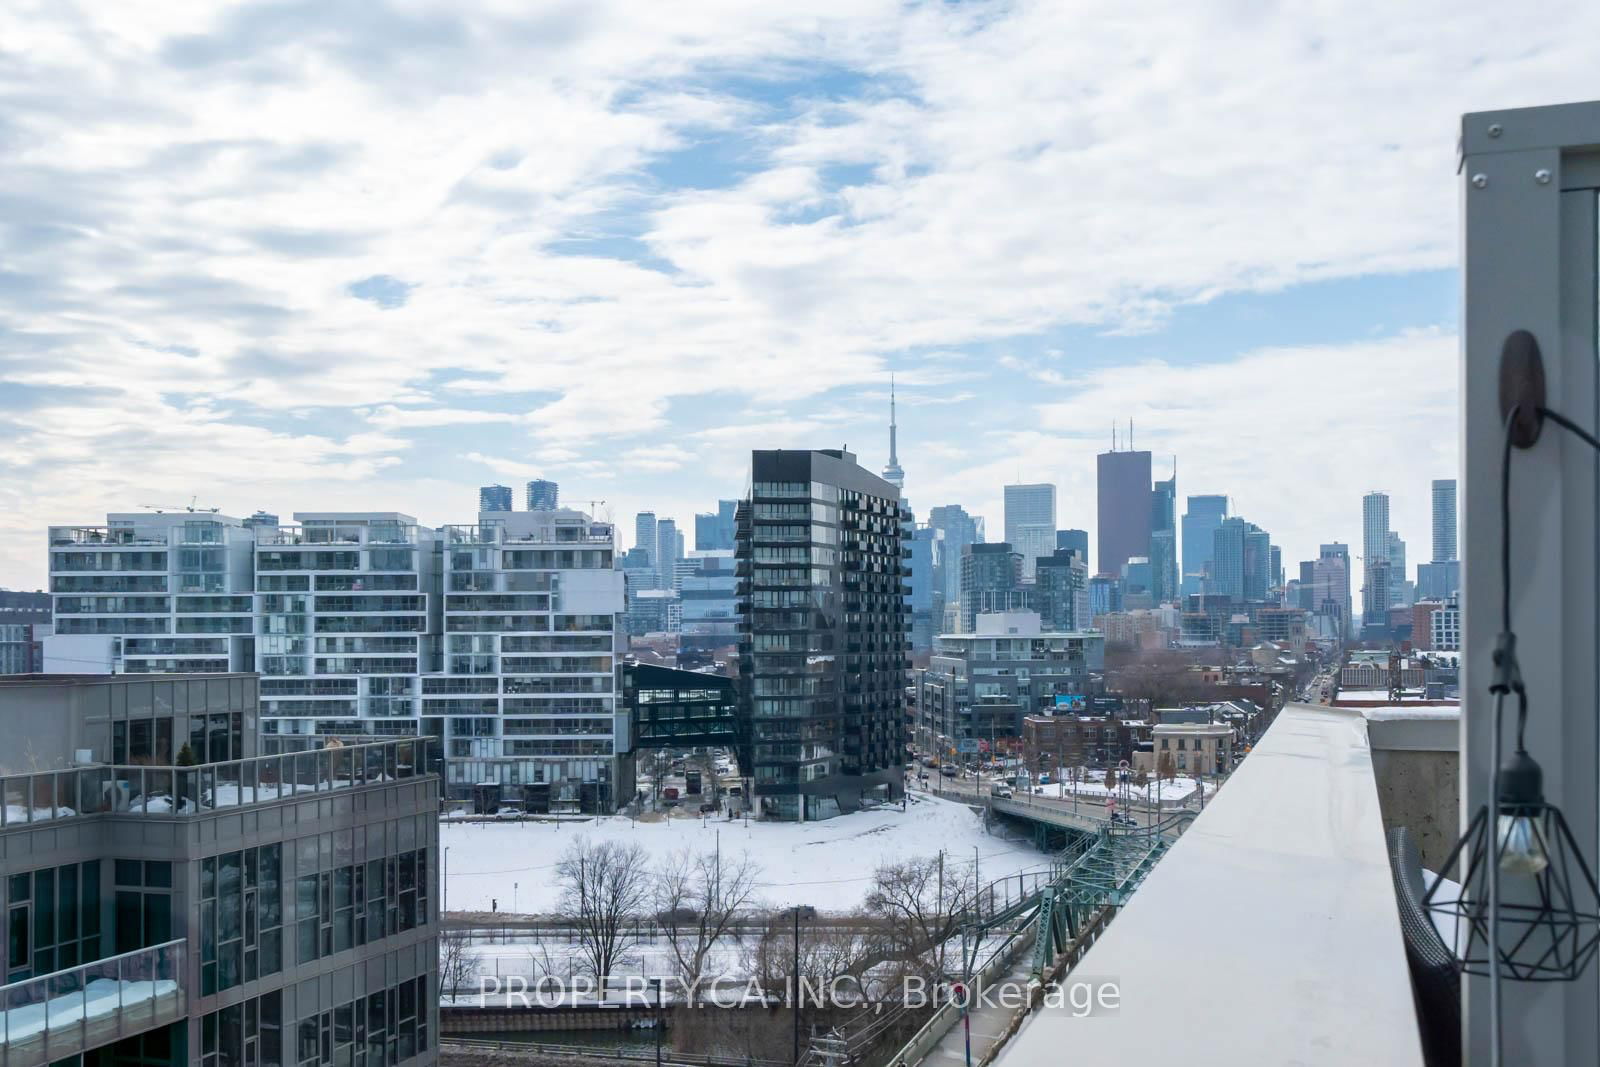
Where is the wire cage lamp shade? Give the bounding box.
[1423,797,1600,981]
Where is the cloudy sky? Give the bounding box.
[1,1,1595,594]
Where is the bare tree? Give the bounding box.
[1158,751,1178,782]
[555,837,652,981]
[439,928,480,995]
[655,846,762,1002]
[864,853,976,985]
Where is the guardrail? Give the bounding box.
[442,1036,787,1067]
[0,738,429,828]
[0,940,186,1067]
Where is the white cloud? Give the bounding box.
[0,0,1586,585]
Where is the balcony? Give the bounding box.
[0,737,430,828]
[0,940,186,1067]
[47,527,167,547]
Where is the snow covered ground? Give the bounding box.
[442,792,1044,915]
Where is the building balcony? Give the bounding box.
[0,737,431,828]
[0,939,186,1067]
[47,527,168,547]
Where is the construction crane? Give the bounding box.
[577,499,610,522]
[139,495,220,515]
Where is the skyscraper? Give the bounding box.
[929,504,984,618]
[526,479,559,510]
[882,377,905,490]
[1097,449,1153,579]
[479,484,513,513]
[695,499,738,550]
[1180,494,1228,596]
[960,543,1027,631]
[737,448,906,821]
[1211,516,1270,602]
[1035,549,1089,632]
[1003,483,1056,581]
[1150,471,1178,604]
[656,518,681,590]
[1362,491,1391,625]
[1431,478,1458,563]
[1312,544,1353,639]
[1386,531,1412,606]
[1056,528,1089,568]
[634,511,657,568]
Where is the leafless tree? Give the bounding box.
[439,928,479,994]
[655,846,762,1002]
[864,853,976,985]
[555,837,652,981]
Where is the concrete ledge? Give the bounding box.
[994,703,1424,1066]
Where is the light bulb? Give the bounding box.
[1497,812,1550,876]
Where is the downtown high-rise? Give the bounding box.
[1150,471,1178,604]
[1419,478,1460,600]
[1003,483,1056,581]
[525,479,559,510]
[478,484,513,513]
[1096,448,1152,579]
[736,449,908,821]
[1362,491,1391,627]
[1181,494,1228,596]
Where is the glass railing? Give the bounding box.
[0,939,185,1067]
[46,527,168,547]
[0,738,430,828]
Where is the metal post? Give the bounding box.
[655,976,664,1067]
[793,905,802,1066]
[442,846,449,918]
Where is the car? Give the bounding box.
[698,802,718,814]
[990,785,1014,799]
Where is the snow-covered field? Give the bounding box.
[442,792,1044,915]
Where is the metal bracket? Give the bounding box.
[1499,329,1546,448]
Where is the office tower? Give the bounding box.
[678,551,738,654]
[737,448,906,821]
[928,505,983,618]
[634,511,657,568]
[1318,543,1354,638]
[0,672,439,1067]
[1150,471,1178,603]
[1417,559,1461,601]
[694,499,739,551]
[960,543,1027,632]
[656,519,682,590]
[1209,517,1269,602]
[1367,557,1393,634]
[1298,560,1317,610]
[1362,491,1390,625]
[1056,528,1089,569]
[1180,494,1228,595]
[1004,483,1056,581]
[1035,548,1089,631]
[908,526,938,651]
[478,484,513,513]
[1088,574,1123,618]
[1386,531,1411,606]
[1097,448,1153,579]
[1432,478,1458,563]
[882,377,905,490]
[243,510,280,529]
[1244,528,1271,602]
[1121,556,1153,609]
[525,479,559,510]
[1270,545,1283,590]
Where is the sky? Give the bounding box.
[2,1,1597,595]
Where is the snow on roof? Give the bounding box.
[1362,707,1461,722]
